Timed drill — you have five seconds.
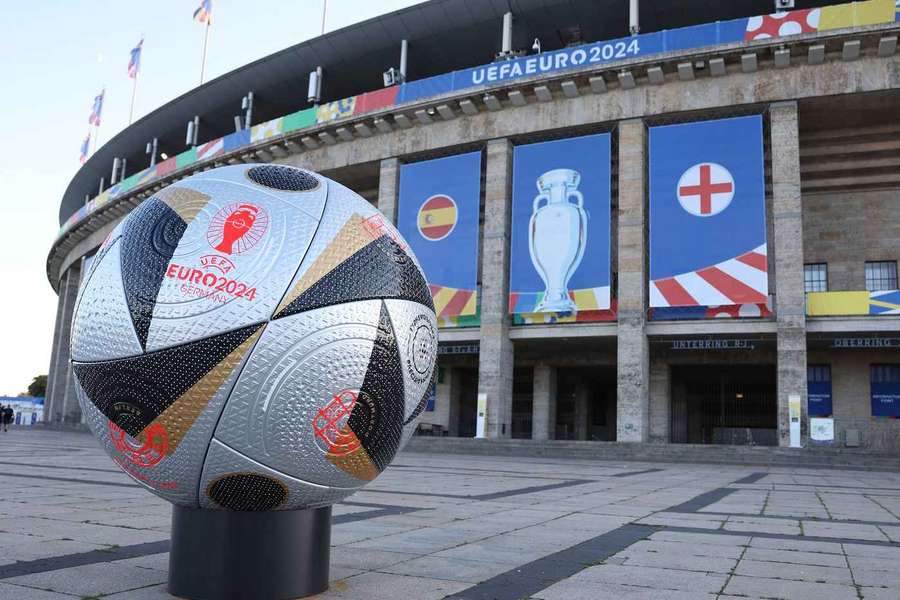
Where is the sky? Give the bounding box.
[0,0,424,396]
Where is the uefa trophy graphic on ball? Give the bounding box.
[528,168,587,312]
[69,164,437,600]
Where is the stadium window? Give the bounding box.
[870,364,900,417]
[804,263,828,293]
[865,261,898,292]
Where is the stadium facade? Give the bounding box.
[47,0,900,451]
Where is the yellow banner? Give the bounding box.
[806,291,870,316]
[819,0,896,30]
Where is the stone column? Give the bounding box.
[377,157,400,223]
[478,139,514,438]
[446,368,461,437]
[430,365,454,433]
[771,101,808,447]
[532,365,557,440]
[574,383,590,441]
[44,274,69,423]
[649,359,671,442]
[616,119,650,442]
[47,261,82,426]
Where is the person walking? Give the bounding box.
[2,405,13,432]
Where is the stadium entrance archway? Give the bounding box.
[670,365,776,446]
[556,366,617,441]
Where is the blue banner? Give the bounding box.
[807,365,833,416]
[397,152,481,318]
[649,116,768,309]
[222,129,250,151]
[509,134,611,315]
[871,365,900,417]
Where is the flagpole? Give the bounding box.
[321,0,328,34]
[199,20,210,85]
[128,72,139,125]
[129,37,142,125]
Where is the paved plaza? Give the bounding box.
[0,430,899,599]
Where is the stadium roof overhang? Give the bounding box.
[60,0,848,224]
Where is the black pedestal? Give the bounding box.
[168,505,331,600]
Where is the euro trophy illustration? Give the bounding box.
[528,169,587,312]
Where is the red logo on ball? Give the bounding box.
[312,390,360,456]
[108,421,168,468]
[206,202,269,255]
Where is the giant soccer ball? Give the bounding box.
[70,164,437,510]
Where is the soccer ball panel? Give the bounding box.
[384,299,438,422]
[73,325,263,506]
[71,239,143,362]
[200,439,353,510]
[213,300,382,490]
[144,172,323,352]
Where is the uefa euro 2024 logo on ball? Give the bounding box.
[69,164,437,511]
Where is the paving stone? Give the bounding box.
[850,568,900,588]
[724,574,859,600]
[802,521,889,541]
[570,564,727,593]
[617,539,745,559]
[534,579,717,599]
[860,587,900,599]
[750,537,844,554]
[0,583,76,599]
[380,555,511,583]
[650,531,750,546]
[4,562,167,597]
[725,516,802,535]
[317,571,469,599]
[329,547,418,571]
[743,547,847,567]
[880,525,900,543]
[734,558,854,584]
[620,551,737,573]
[842,543,900,559]
[102,583,177,599]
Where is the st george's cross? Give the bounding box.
[676,162,735,217]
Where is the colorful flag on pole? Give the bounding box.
[128,39,143,79]
[193,0,213,24]
[79,133,90,163]
[88,90,104,126]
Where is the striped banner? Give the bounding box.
[197,137,224,161]
[650,245,768,307]
[430,284,477,318]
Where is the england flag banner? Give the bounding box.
[649,116,768,308]
[398,152,481,321]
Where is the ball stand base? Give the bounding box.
[168,505,331,600]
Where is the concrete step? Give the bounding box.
[405,437,900,471]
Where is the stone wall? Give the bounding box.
[808,348,900,451]
[803,189,900,291]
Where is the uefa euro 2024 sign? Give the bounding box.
[69,164,437,511]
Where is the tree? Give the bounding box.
[26,375,47,398]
